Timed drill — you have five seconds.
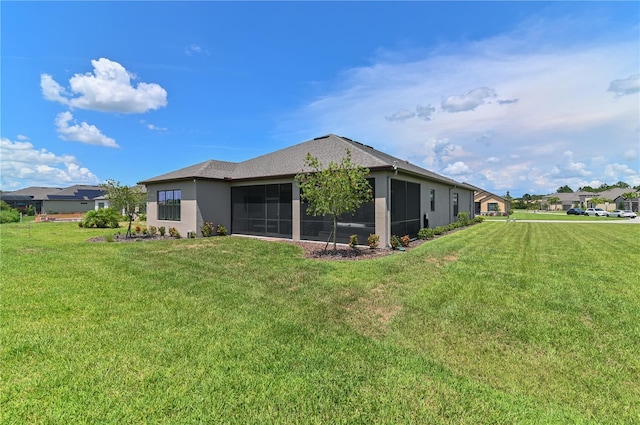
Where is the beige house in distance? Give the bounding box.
[471,187,510,216]
[139,134,476,247]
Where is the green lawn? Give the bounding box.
[1,221,639,423]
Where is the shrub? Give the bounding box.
[473,216,484,224]
[400,235,411,247]
[457,212,470,226]
[148,225,158,236]
[26,205,36,216]
[390,235,400,250]
[201,221,214,237]
[0,208,20,224]
[105,234,114,243]
[367,234,380,249]
[446,222,460,232]
[433,226,445,235]
[349,234,359,249]
[137,213,147,222]
[418,228,435,239]
[159,226,166,236]
[81,208,120,229]
[168,227,181,238]
[216,224,228,236]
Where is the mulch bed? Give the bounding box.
[87,234,428,261]
[282,240,426,261]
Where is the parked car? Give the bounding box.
[622,210,637,218]
[585,208,607,217]
[607,210,626,217]
[566,208,585,215]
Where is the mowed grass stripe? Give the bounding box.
[1,221,638,423]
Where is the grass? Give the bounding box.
[1,221,639,423]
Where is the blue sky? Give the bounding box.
[2,1,639,197]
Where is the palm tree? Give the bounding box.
[547,196,560,211]
[621,191,640,211]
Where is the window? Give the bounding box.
[430,189,435,211]
[453,192,459,217]
[487,202,498,212]
[391,179,420,237]
[158,189,181,221]
[98,202,105,209]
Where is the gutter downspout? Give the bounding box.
[386,175,391,248]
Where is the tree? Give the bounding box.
[101,180,146,237]
[547,196,560,211]
[556,185,573,193]
[294,149,372,252]
[504,191,513,215]
[622,191,640,211]
[588,197,611,209]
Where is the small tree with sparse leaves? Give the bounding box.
[101,180,146,238]
[295,149,373,252]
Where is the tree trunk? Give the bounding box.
[332,215,338,252]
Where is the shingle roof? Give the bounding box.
[1,186,63,200]
[139,134,473,189]
[45,185,105,200]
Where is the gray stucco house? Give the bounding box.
[0,185,105,214]
[138,134,475,247]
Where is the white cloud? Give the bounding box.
[16,134,30,141]
[608,74,640,97]
[40,58,167,113]
[416,104,436,121]
[185,44,209,56]
[0,138,99,189]
[443,161,472,176]
[603,163,640,186]
[548,151,592,179]
[140,119,168,131]
[441,87,497,113]
[147,124,167,131]
[285,13,639,196]
[385,109,415,122]
[40,74,71,105]
[55,112,119,148]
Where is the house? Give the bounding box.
[139,134,476,246]
[543,188,638,211]
[470,187,510,216]
[93,195,110,210]
[0,185,105,214]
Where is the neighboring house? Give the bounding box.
[470,187,510,216]
[543,188,637,211]
[0,185,105,214]
[94,195,110,210]
[0,187,62,213]
[139,134,476,247]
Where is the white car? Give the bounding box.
[621,210,637,218]
[607,210,626,217]
[585,208,607,217]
